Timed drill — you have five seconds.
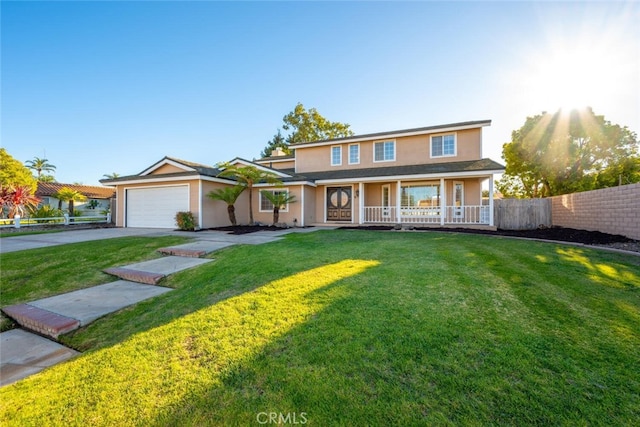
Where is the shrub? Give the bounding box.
[31,206,64,223]
[175,211,196,231]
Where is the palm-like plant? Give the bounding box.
[260,190,297,225]
[25,157,56,180]
[0,185,41,218]
[207,185,245,226]
[53,187,87,216]
[103,173,120,179]
[217,163,282,225]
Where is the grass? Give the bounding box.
[1,230,639,425]
[0,236,191,331]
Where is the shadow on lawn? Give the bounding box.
[150,246,640,425]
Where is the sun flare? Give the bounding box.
[514,19,636,115]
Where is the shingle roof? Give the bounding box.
[282,158,504,182]
[36,182,116,199]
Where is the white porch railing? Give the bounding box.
[363,206,490,225]
[0,213,111,229]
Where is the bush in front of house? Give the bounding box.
[175,211,196,231]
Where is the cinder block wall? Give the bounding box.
[550,183,640,240]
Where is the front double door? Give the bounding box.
[327,187,352,221]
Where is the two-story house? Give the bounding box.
[101,120,504,229]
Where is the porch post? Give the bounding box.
[358,182,364,225]
[300,184,305,227]
[489,175,495,226]
[396,180,402,224]
[440,178,446,226]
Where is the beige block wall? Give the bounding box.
[551,183,640,240]
[296,128,482,173]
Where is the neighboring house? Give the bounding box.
[101,120,505,229]
[36,182,115,213]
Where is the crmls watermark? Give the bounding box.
[256,412,308,424]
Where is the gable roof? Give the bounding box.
[139,156,221,176]
[36,182,116,199]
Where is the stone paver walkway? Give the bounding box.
[1,228,326,386]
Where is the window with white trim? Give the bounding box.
[431,134,456,157]
[331,146,342,166]
[374,140,395,162]
[348,144,360,164]
[259,190,290,212]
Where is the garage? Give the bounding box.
[126,185,190,228]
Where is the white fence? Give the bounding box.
[363,206,490,225]
[0,213,111,229]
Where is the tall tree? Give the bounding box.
[207,185,245,226]
[261,129,289,158]
[217,163,282,225]
[259,103,354,157]
[0,148,38,192]
[499,108,639,198]
[283,102,354,144]
[25,157,56,180]
[103,173,121,179]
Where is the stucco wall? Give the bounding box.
[550,183,640,240]
[295,128,482,173]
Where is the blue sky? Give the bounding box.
[2,1,638,185]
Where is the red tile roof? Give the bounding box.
[36,182,115,199]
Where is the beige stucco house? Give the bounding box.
[101,120,504,229]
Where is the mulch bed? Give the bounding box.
[338,225,640,253]
[206,225,299,235]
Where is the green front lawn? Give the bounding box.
[1,230,639,425]
[0,236,191,331]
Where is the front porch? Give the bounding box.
[321,175,497,227]
[363,205,491,226]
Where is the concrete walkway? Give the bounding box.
[0,227,324,386]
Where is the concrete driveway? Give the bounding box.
[0,228,184,254]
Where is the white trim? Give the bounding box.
[440,178,446,226]
[109,175,236,186]
[331,145,342,166]
[358,182,364,224]
[489,175,495,226]
[292,121,491,149]
[315,169,505,185]
[348,143,360,165]
[430,132,457,158]
[198,181,203,229]
[140,158,197,176]
[373,139,396,163]
[300,184,305,227]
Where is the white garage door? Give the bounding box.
[126,186,189,228]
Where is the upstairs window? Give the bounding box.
[349,144,360,164]
[331,146,342,166]
[431,134,456,157]
[374,140,395,162]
